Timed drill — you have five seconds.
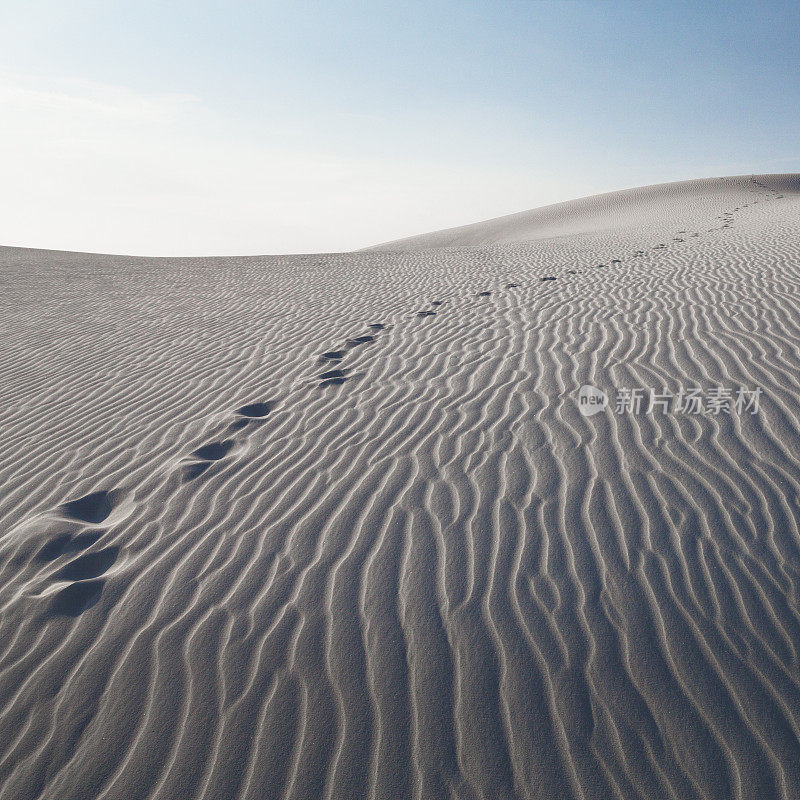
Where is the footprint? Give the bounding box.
[417,311,436,317]
[191,440,235,461]
[368,323,386,331]
[37,530,103,562]
[477,291,492,297]
[506,283,519,288]
[320,369,346,380]
[182,440,235,480]
[236,401,272,418]
[70,530,104,551]
[431,301,443,306]
[36,533,73,562]
[230,401,272,430]
[54,547,119,582]
[541,276,556,282]
[49,580,105,617]
[182,462,211,481]
[321,350,346,361]
[61,491,115,525]
[320,377,347,388]
[346,335,375,347]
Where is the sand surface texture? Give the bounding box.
[1,174,800,799]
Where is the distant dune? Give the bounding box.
[366,173,800,249]
[1,174,800,800]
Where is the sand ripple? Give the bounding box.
[1,174,800,799]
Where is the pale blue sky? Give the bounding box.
[1,1,798,254]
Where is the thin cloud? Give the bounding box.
[0,72,575,255]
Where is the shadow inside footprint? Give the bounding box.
[320,377,347,388]
[477,291,492,297]
[346,335,375,347]
[192,440,234,461]
[431,301,443,306]
[182,462,210,481]
[417,310,436,317]
[61,491,115,524]
[321,350,346,361]
[506,283,519,288]
[54,547,119,581]
[37,530,104,562]
[320,369,346,380]
[368,323,386,331]
[237,401,272,418]
[541,276,556,281]
[69,531,104,551]
[37,534,73,562]
[49,580,105,617]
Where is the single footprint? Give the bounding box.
[54,547,119,582]
[320,369,346,380]
[37,530,104,562]
[346,335,375,347]
[182,463,210,481]
[368,323,386,331]
[237,401,272,418]
[183,440,235,481]
[61,491,115,525]
[192,440,235,461]
[477,291,492,297]
[541,276,556,282]
[321,350,346,361]
[49,580,105,617]
[417,311,436,317]
[320,377,347,388]
[231,401,272,430]
[506,283,519,288]
[431,301,443,306]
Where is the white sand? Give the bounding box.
[1,173,799,799]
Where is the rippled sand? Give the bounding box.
[1,174,799,799]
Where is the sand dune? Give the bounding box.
[1,173,800,799]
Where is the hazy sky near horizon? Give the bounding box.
[1,0,799,255]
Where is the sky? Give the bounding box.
[1,0,798,255]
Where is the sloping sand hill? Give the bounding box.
[1,174,800,800]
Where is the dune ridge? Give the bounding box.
[1,174,800,799]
